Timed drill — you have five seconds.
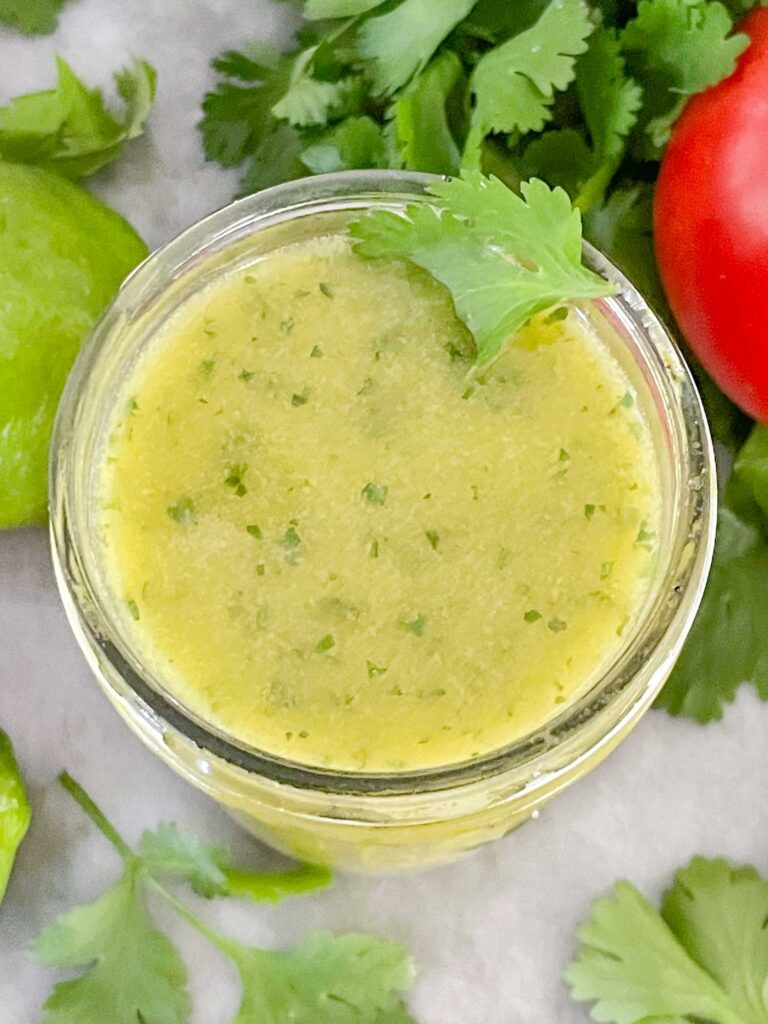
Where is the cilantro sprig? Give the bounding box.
[567,855,768,1024]
[351,172,613,367]
[0,0,72,34]
[35,773,416,1024]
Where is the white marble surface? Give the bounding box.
[1,3,767,1021]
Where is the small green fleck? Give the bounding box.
[225,464,248,497]
[167,497,196,525]
[199,359,215,377]
[369,539,380,559]
[600,560,614,580]
[362,481,387,505]
[616,613,630,636]
[280,319,295,336]
[357,377,374,397]
[310,345,323,359]
[319,281,334,299]
[239,369,255,382]
[126,599,140,621]
[246,524,262,539]
[127,397,139,414]
[524,609,542,623]
[315,634,335,653]
[471,484,480,501]
[256,563,266,576]
[292,392,308,407]
[298,730,309,739]
[367,660,387,679]
[584,504,596,519]
[620,391,634,407]
[400,614,425,636]
[548,617,567,632]
[244,275,256,284]
[636,521,655,547]
[545,306,569,323]
[282,526,301,549]
[497,547,510,570]
[294,288,310,299]
[390,684,403,696]
[425,530,440,551]
[558,448,571,462]
[461,387,474,400]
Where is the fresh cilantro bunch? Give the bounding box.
[567,854,768,1023]
[34,773,416,1024]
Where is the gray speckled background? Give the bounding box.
[1,3,766,1021]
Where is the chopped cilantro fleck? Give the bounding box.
[199,359,215,377]
[497,547,510,570]
[310,345,323,358]
[167,497,196,525]
[545,306,569,324]
[548,617,568,632]
[585,503,596,519]
[425,530,440,551]
[291,392,308,407]
[369,539,380,559]
[239,369,255,382]
[559,448,571,462]
[636,522,655,548]
[315,634,335,653]
[282,526,301,549]
[224,464,248,497]
[400,614,426,636]
[256,563,266,576]
[127,397,139,414]
[280,318,295,335]
[524,609,542,623]
[246,524,262,539]
[126,599,140,621]
[620,390,635,407]
[600,560,614,580]
[319,281,334,299]
[367,661,388,679]
[362,481,388,505]
[298,730,309,739]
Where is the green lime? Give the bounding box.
[0,163,147,527]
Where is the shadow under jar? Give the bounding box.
[50,171,716,872]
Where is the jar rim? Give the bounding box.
[49,169,717,800]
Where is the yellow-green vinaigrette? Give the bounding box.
[100,231,660,772]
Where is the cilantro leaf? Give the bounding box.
[0,0,71,33]
[239,122,306,195]
[272,46,364,127]
[227,932,416,1024]
[655,506,768,722]
[200,45,294,167]
[459,0,551,42]
[732,424,768,518]
[355,0,478,96]
[622,0,749,149]
[573,26,643,211]
[139,822,332,903]
[463,0,594,171]
[351,173,613,366]
[34,863,190,1024]
[662,857,768,1022]
[520,127,594,197]
[301,115,387,173]
[0,57,156,179]
[566,863,765,1024]
[305,0,388,17]
[0,729,31,903]
[139,823,229,899]
[391,51,465,175]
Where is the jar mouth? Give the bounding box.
[50,170,716,798]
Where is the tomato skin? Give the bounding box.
[654,8,768,423]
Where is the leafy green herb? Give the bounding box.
[351,173,612,368]
[362,481,388,505]
[282,525,302,548]
[548,617,567,632]
[367,660,388,678]
[524,609,542,623]
[318,281,334,299]
[301,115,387,174]
[246,524,263,539]
[126,599,140,621]
[392,51,465,175]
[0,729,31,904]
[584,503,596,519]
[35,774,414,1024]
[400,614,426,636]
[567,855,768,1024]
[315,633,336,653]
[292,392,309,406]
[310,345,324,358]
[0,0,72,34]
[0,57,156,179]
[167,497,196,526]
[425,530,440,551]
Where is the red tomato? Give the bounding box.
[654,8,768,423]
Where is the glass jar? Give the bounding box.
[50,171,716,872]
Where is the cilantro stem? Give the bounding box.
[58,772,134,861]
[146,875,241,959]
